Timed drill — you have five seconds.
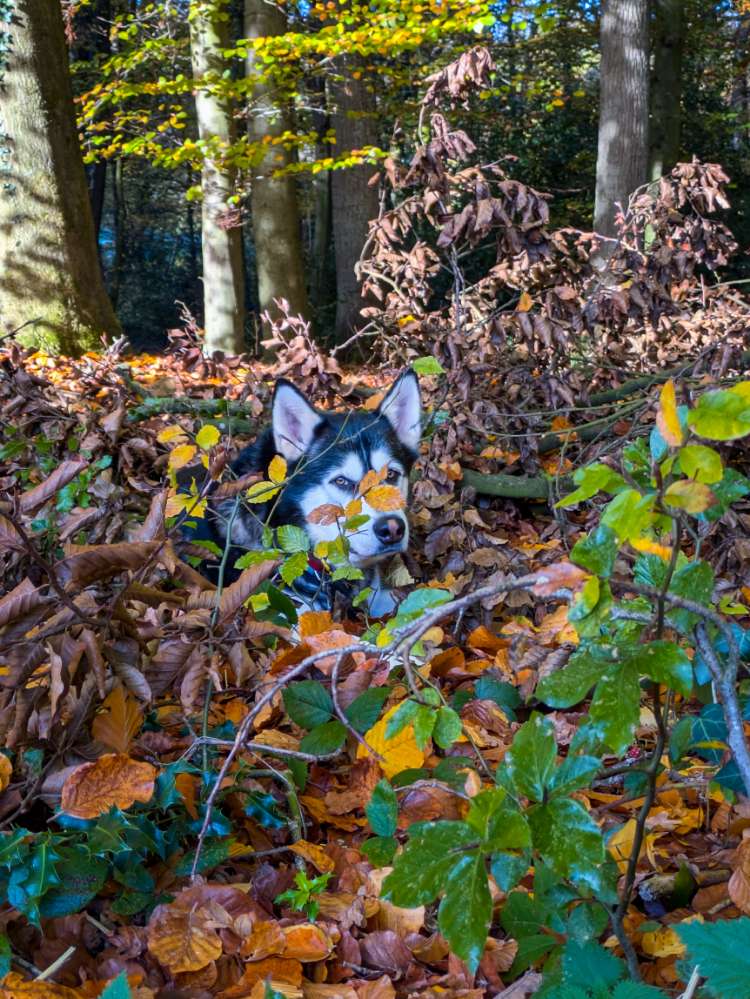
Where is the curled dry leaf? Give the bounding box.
[729,829,750,914]
[0,514,26,554]
[240,919,286,960]
[56,541,164,587]
[529,561,588,597]
[60,752,156,818]
[18,458,87,513]
[215,956,303,996]
[91,684,144,754]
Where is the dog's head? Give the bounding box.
[272,371,421,567]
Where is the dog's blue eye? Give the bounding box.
[332,476,354,491]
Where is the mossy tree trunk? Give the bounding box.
[244,0,309,329]
[0,0,121,354]
[189,0,246,354]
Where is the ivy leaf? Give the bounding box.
[299,721,347,756]
[528,798,604,878]
[283,681,333,729]
[505,714,556,802]
[437,850,492,973]
[382,820,477,907]
[366,779,398,837]
[678,916,750,997]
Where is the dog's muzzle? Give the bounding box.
[373,515,406,546]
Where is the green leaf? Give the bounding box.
[412,356,445,376]
[601,488,656,542]
[345,686,389,733]
[382,820,476,907]
[664,479,715,514]
[413,704,436,750]
[281,550,310,585]
[536,647,605,708]
[669,715,694,765]
[283,681,333,729]
[466,788,530,851]
[562,939,624,989]
[433,706,462,748]
[360,835,397,866]
[490,852,529,892]
[688,384,750,441]
[100,973,133,999]
[0,934,11,978]
[245,792,286,829]
[385,698,419,739]
[394,587,450,622]
[437,850,492,972]
[556,464,627,508]
[668,561,715,634]
[678,444,723,484]
[528,798,604,878]
[571,524,619,577]
[298,720,346,756]
[678,916,750,998]
[548,755,601,798]
[633,640,693,695]
[37,848,108,919]
[611,982,668,999]
[366,779,398,837]
[505,714,556,802]
[474,674,520,719]
[589,660,641,754]
[277,525,311,553]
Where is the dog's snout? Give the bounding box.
[373,516,406,546]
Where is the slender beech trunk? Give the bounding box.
[0,0,120,353]
[189,0,246,354]
[330,68,380,341]
[649,0,685,179]
[593,0,650,240]
[244,0,309,327]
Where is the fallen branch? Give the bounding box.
[460,467,572,500]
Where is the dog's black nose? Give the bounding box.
[374,516,406,545]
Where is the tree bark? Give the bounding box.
[330,68,380,341]
[189,0,246,354]
[593,0,650,240]
[0,0,120,354]
[649,0,684,179]
[244,0,309,328]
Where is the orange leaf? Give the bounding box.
[91,685,143,754]
[299,610,335,638]
[288,838,336,873]
[61,753,156,818]
[282,923,335,962]
[168,443,197,471]
[239,919,286,960]
[0,754,11,792]
[216,957,302,997]
[630,537,672,561]
[365,484,405,512]
[148,900,223,974]
[656,379,684,446]
[0,974,81,997]
[358,467,388,494]
[517,290,533,312]
[307,503,345,525]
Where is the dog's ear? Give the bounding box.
[272,381,324,462]
[378,369,421,452]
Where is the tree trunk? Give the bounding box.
[87,161,107,243]
[330,68,380,341]
[0,0,120,354]
[189,0,246,354]
[593,0,650,240]
[649,0,684,179]
[244,0,309,328]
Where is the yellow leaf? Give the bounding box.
[195,424,220,450]
[517,290,533,312]
[630,537,672,561]
[640,924,686,958]
[165,491,207,519]
[289,838,336,873]
[365,484,405,512]
[664,479,715,514]
[357,702,425,778]
[157,424,187,444]
[168,443,197,471]
[656,379,684,446]
[246,480,281,504]
[607,818,638,874]
[269,455,287,484]
[345,497,363,518]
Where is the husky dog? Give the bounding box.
[189,371,421,616]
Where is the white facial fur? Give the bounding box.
[378,372,421,452]
[272,383,324,462]
[299,447,409,566]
